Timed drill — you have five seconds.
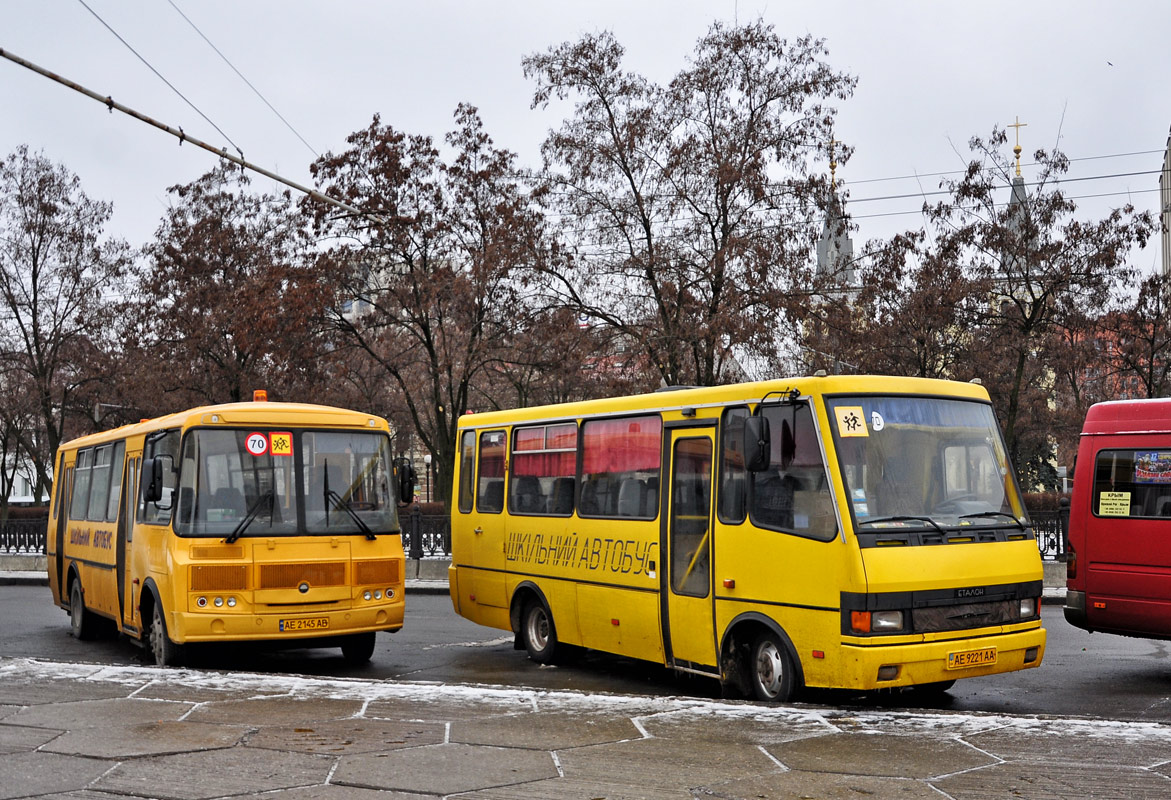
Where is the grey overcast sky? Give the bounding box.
[2,0,1168,268]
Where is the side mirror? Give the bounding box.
[744,415,771,472]
[142,455,173,508]
[394,457,417,505]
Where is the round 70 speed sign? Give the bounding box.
[245,432,269,456]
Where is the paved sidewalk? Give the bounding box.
[1,657,1169,799]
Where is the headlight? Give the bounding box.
[363,590,372,601]
[1019,598,1037,618]
[872,610,904,631]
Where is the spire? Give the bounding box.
[1007,115,1028,177]
[817,135,855,292]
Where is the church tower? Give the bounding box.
[815,139,857,297]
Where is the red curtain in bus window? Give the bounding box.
[513,425,577,477]
[582,416,662,474]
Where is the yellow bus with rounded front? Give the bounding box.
[48,397,410,666]
[448,375,1045,700]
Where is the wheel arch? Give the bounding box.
[509,580,553,635]
[720,611,806,690]
[138,577,163,642]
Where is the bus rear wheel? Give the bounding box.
[520,598,558,664]
[148,602,185,667]
[69,579,98,641]
[749,631,797,702]
[341,632,376,665]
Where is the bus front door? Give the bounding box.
[662,427,718,672]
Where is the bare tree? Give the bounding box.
[525,21,856,386]
[308,106,549,504]
[0,146,128,493]
[133,164,335,410]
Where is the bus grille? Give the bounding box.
[258,562,346,589]
[191,545,244,559]
[912,599,1022,633]
[355,559,400,586]
[190,564,248,591]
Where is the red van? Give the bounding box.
[1065,398,1171,639]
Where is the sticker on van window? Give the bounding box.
[270,432,293,456]
[1098,491,1132,517]
[835,406,869,438]
[1134,452,1171,483]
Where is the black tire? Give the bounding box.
[341,632,376,665]
[520,598,558,664]
[148,601,185,667]
[748,631,798,702]
[69,579,97,641]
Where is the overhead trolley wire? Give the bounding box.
[75,0,245,161]
[0,46,370,223]
[164,0,319,159]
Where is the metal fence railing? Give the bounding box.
[0,505,1068,562]
[0,517,47,554]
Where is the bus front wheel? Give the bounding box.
[148,602,185,667]
[341,632,376,665]
[749,631,797,702]
[520,598,558,664]
[69,579,98,641]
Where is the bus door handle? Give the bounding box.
[474,527,483,535]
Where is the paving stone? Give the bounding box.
[0,722,62,753]
[706,769,946,799]
[232,785,430,800]
[11,696,193,730]
[933,761,1171,799]
[96,746,334,800]
[452,710,640,749]
[461,776,692,800]
[0,752,111,800]
[640,706,837,745]
[0,675,137,706]
[245,717,444,754]
[557,735,782,788]
[333,742,558,795]
[43,719,250,758]
[964,725,1171,767]
[365,693,533,722]
[0,704,18,721]
[183,695,363,726]
[132,682,291,704]
[766,730,996,778]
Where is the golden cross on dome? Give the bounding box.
[1007,116,1028,177]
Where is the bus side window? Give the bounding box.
[477,430,506,514]
[457,431,476,513]
[749,404,836,540]
[141,430,180,525]
[579,415,662,520]
[70,449,93,521]
[105,441,126,522]
[719,407,749,524]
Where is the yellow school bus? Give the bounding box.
[48,396,410,666]
[449,375,1046,700]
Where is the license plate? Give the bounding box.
[947,646,997,669]
[279,617,329,632]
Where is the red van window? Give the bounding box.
[1092,449,1171,518]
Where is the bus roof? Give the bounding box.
[1083,398,1171,436]
[457,374,991,428]
[59,401,390,451]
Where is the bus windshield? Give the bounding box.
[826,395,1025,530]
[174,428,399,537]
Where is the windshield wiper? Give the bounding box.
[324,461,375,540]
[226,491,273,544]
[959,510,1026,529]
[857,515,946,534]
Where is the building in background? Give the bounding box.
[1161,124,1171,277]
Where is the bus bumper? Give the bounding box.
[172,601,405,644]
[838,626,1046,690]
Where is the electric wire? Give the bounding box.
[75,0,244,159]
[165,0,319,159]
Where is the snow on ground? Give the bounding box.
[4,656,1170,743]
